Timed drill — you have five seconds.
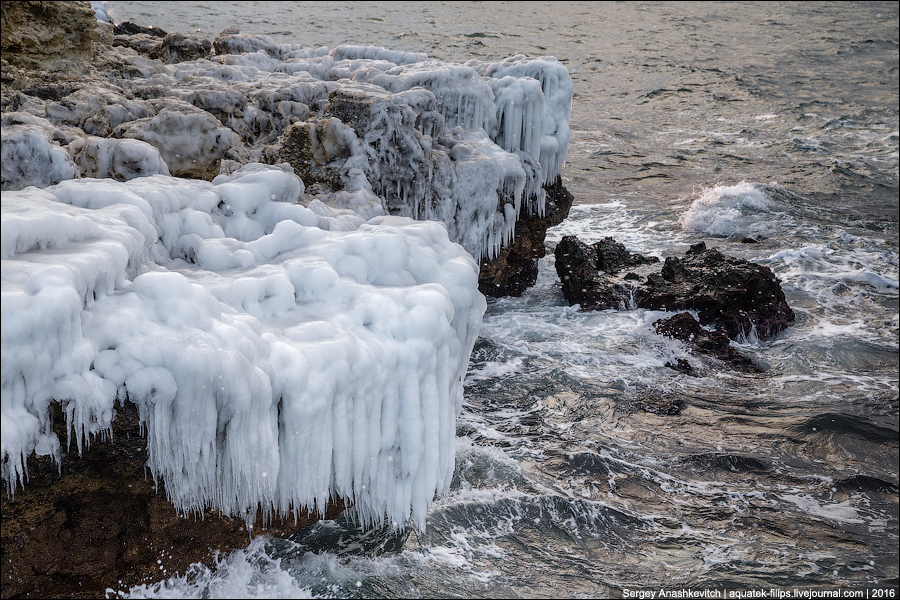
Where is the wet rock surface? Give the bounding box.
[642,241,795,341]
[479,176,574,297]
[654,311,763,373]
[554,234,659,311]
[555,236,794,344]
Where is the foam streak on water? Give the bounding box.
[111,1,898,597]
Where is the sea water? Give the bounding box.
[108,2,898,597]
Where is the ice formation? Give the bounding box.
[0,125,77,191]
[1,165,485,530]
[68,136,171,181]
[1,27,573,529]
[1,30,572,262]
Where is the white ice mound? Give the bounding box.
[1,165,486,531]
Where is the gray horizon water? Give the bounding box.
[106,2,898,597]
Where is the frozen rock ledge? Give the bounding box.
[0,1,581,542]
[1,166,485,534]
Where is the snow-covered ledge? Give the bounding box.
[1,5,573,535]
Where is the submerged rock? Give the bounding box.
[654,311,762,373]
[634,391,685,415]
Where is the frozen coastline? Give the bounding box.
[1,0,573,537]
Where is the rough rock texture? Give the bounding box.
[151,32,212,64]
[593,236,660,274]
[554,235,658,311]
[479,176,574,297]
[113,29,212,64]
[555,236,795,342]
[0,1,102,71]
[642,242,795,341]
[1,402,344,600]
[113,21,168,38]
[654,311,762,373]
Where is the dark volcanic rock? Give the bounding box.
[554,235,794,342]
[593,236,660,274]
[554,235,644,310]
[642,243,795,340]
[479,176,574,297]
[654,311,762,372]
[113,21,168,38]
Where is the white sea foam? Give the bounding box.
[777,494,866,524]
[678,181,788,239]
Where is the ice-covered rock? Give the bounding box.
[0,111,84,146]
[2,13,581,543]
[113,108,234,180]
[90,1,112,24]
[68,136,171,180]
[478,176,573,297]
[4,23,574,266]
[0,8,583,592]
[1,125,77,190]
[474,55,573,184]
[2,166,485,532]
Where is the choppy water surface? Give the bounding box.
[114,2,899,597]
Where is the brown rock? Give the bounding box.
[479,176,574,297]
[1,402,344,599]
[0,1,101,71]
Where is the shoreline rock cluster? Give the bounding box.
[555,236,795,373]
[0,3,799,596]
